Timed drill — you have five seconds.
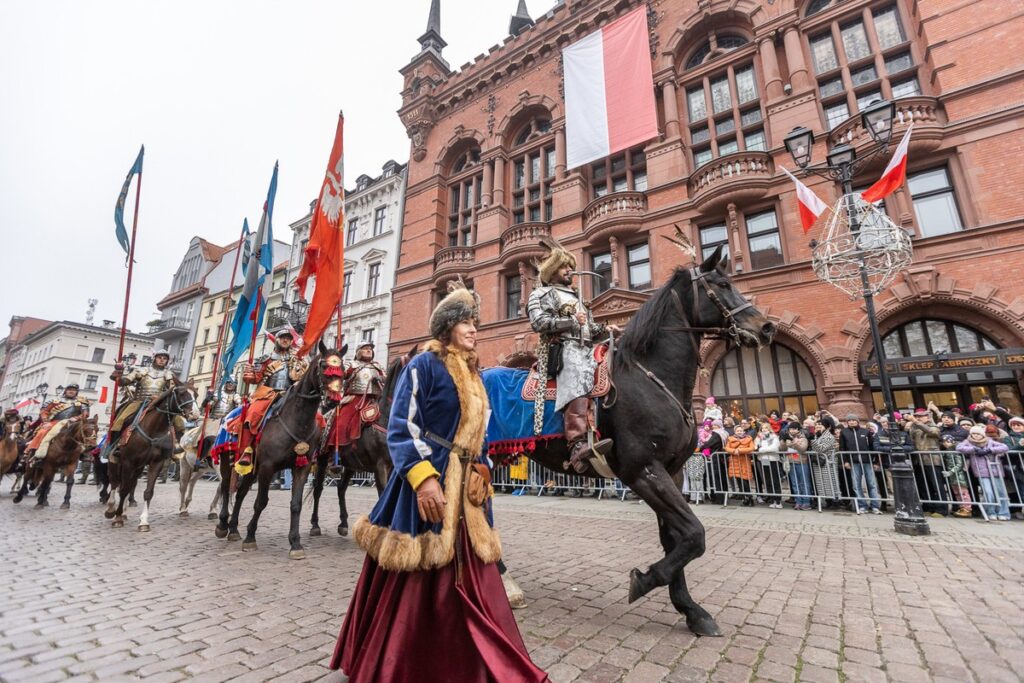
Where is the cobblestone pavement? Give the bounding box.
[1,477,1022,682]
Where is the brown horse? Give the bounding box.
[1,414,26,491]
[216,342,344,559]
[104,385,198,530]
[14,416,99,509]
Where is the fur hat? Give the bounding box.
[968,425,987,441]
[536,237,577,286]
[429,278,481,340]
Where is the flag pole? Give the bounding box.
[336,111,346,347]
[107,162,143,436]
[195,221,247,453]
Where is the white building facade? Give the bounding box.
[8,321,151,420]
[285,160,407,359]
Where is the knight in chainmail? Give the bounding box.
[24,384,91,462]
[201,380,242,421]
[108,347,180,448]
[528,244,620,473]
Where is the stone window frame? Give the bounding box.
[590,146,648,199]
[682,56,767,169]
[504,273,523,320]
[803,1,924,131]
[711,342,820,418]
[447,146,484,247]
[372,206,387,236]
[742,207,787,271]
[510,117,556,226]
[626,241,652,291]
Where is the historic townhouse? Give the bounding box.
[389,0,1024,418]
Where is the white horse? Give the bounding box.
[177,426,230,518]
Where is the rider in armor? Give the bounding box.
[202,380,242,421]
[528,244,620,474]
[108,348,180,448]
[332,342,385,448]
[234,328,309,474]
[24,384,91,462]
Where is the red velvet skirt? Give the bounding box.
[330,524,549,683]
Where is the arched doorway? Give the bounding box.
[868,318,1024,413]
[710,343,819,418]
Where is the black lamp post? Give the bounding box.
[35,382,49,408]
[784,100,930,536]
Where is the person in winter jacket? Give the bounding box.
[840,415,880,514]
[810,417,842,506]
[909,408,949,516]
[1002,416,1024,519]
[725,425,755,506]
[767,411,783,434]
[755,424,782,508]
[781,424,813,510]
[936,411,972,517]
[957,425,1010,520]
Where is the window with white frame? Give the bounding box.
[908,167,963,238]
[744,210,784,270]
[366,263,381,298]
[685,62,766,169]
[373,206,386,236]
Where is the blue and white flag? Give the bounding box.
[222,162,278,379]
[113,145,144,262]
[240,218,251,279]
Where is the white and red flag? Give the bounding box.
[781,167,830,233]
[861,124,913,203]
[563,6,658,170]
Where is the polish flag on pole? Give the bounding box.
[781,167,830,233]
[861,124,913,203]
[564,6,658,170]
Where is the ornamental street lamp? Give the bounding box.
[785,100,930,536]
[35,382,49,409]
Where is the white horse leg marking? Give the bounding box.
[139,499,150,526]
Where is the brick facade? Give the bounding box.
[390,0,1024,418]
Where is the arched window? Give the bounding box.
[685,33,750,70]
[711,344,819,418]
[447,145,483,247]
[805,0,836,17]
[868,319,1022,413]
[510,116,555,225]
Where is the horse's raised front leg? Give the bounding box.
[623,460,720,636]
[61,462,76,509]
[309,454,327,537]
[138,456,161,532]
[241,462,274,552]
[336,467,355,536]
[288,465,312,559]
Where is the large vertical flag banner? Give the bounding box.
[240,218,251,278]
[222,163,278,377]
[563,7,658,170]
[114,145,144,261]
[861,124,913,203]
[298,113,346,356]
[781,167,830,233]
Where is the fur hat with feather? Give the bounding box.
[429,277,481,340]
[535,236,577,286]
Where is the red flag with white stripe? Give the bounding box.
[861,124,913,203]
[563,7,658,170]
[781,167,830,233]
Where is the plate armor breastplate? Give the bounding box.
[347,362,384,395]
[136,368,172,401]
[264,352,293,391]
[51,400,85,421]
[210,392,238,419]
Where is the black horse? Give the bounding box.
[308,345,415,538]
[487,246,774,635]
[215,342,344,559]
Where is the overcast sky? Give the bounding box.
[0,0,557,334]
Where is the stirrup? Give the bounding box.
[234,447,254,476]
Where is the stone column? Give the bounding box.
[517,260,529,313]
[555,128,567,180]
[758,37,784,100]
[783,27,811,92]
[493,156,506,206]
[661,80,681,139]
[481,159,493,207]
[609,236,621,288]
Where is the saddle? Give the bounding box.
[521,343,611,402]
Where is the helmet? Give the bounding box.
[64,383,80,391]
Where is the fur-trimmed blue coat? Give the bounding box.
[352,340,501,572]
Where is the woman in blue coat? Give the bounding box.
[330,280,549,682]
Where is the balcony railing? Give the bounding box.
[149,316,191,337]
[499,222,551,265]
[687,151,773,209]
[828,96,944,151]
[582,192,647,239]
[434,246,475,280]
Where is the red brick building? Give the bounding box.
[389,0,1024,419]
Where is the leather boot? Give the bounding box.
[564,398,613,474]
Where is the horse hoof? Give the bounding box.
[99,493,109,504]
[112,519,124,528]
[309,527,321,537]
[60,502,70,510]
[179,511,189,517]
[338,524,348,537]
[13,495,22,504]
[241,541,258,552]
[227,531,241,542]
[138,525,150,533]
[289,549,306,560]
[34,503,45,510]
[628,568,646,604]
[128,500,137,507]
[214,526,228,539]
[687,615,723,637]
[207,512,218,520]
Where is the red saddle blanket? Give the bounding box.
[520,343,611,402]
[329,396,381,448]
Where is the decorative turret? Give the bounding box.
[417,0,448,66]
[509,0,534,37]
[400,0,451,163]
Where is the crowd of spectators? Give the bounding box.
[681,397,1024,521]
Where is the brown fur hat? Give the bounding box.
[429,278,481,340]
[536,236,577,285]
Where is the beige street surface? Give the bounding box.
[1,478,1022,682]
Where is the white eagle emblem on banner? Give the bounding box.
[319,155,345,224]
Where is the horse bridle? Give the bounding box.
[134,387,196,445]
[665,267,754,343]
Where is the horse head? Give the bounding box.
[689,245,776,348]
[314,339,347,409]
[80,416,100,450]
[167,384,200,421]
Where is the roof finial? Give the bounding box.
[418,0,447,59]
[509,0,534,36]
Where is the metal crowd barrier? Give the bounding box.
[492,457,629,500]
